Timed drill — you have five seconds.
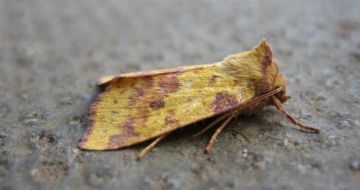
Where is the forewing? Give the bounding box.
[97,64,217,86]
[79,64,256,150]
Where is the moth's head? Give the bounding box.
[252,39,290,103]
[268,58,290,103]
[223,39,290,103]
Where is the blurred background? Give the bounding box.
[0,0,359,189]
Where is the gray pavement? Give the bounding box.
[0,0,359,189]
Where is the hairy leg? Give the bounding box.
[271,95,320,133]
[137,134,168,160]
[204,116,233,153]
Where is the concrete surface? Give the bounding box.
[0,0,359,189]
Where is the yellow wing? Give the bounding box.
[79,40,271,150]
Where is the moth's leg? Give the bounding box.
[192,114,229,138]
[204,116,233,153]
[271,95,320,133]
[137,133,168,160]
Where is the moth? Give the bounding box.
[79,40,319,159]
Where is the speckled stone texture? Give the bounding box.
[0,0,359,190]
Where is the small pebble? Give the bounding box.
[349,160,360,171]
[338,120,353,128]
